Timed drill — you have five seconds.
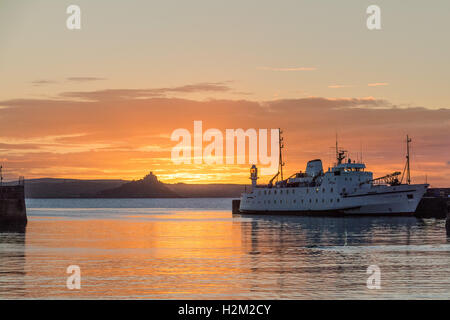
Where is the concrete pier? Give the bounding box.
[232,199,241,214]
[0,184,27,226]
[414,197,449,219]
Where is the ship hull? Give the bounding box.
[238,209,415,217]
[239,184,428,216]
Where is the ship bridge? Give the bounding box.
[332,162,366,172]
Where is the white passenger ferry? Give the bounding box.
[239,132,428,215]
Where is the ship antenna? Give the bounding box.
[360,141,363,164]
[335,132,338,164]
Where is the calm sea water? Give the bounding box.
[1,198,449,299]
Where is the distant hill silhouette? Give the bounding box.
[96,172,179,198]
[23,178,127,198]
[22,173,246,198]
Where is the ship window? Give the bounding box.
[280,200,282,203]
[322,199,324,203]
[315,199,318,203]
[286,190,289,194]
[331,188,333,192]
[280,190,283,194]
[274,190,277,195]
[330,199,333,202]
[407,194,414,199]
[306,189,309,193]
[293,199,296,203]
[350,178,352,181]
[309,199,311,203]
[293,189,295,194]
[268,191,271,195]
[322,188,325,192]
[301,199,304,203]
[337,198,340,202]
[264,190,266,195]
[274,200,276,204]
[345,178,347,181]
[342,188,346,193]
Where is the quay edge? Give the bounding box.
[0,182,27,227]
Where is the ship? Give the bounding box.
[238,131,428,216]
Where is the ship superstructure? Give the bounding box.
[239,132,428,215]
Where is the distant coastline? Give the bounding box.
[16,172,246,199]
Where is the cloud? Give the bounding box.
[328,85,353,89]
[31,79,57,86]
[66,77,106,82]
[368,82,389,87]
[58,82,233,101]
[0,90,448,184]
[258,66,316,71]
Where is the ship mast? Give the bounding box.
[401,135,412,184]
[406,135,411,184]
[278,128,284,181]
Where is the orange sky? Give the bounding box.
[0,86,449,186]
[0,2,449,186]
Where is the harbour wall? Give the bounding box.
[0,185,27,225]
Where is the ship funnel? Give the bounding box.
[305,159,323,177]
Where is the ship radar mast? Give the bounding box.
[335,134,347,165]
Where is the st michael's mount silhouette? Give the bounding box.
[96,172,179,198]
